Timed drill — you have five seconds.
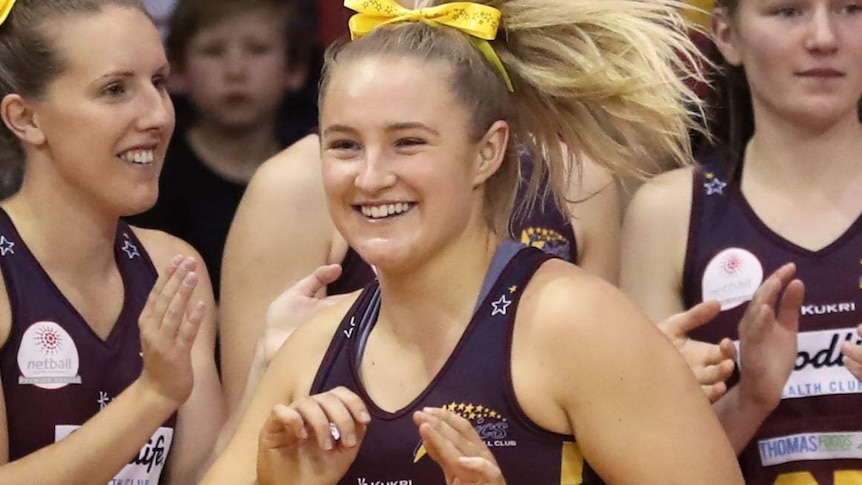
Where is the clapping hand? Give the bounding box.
[414,407,506,485]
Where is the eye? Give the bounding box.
[102,82,127,98]
[246,42,274,56]
[394,137,426,148]
[152,74,168,92]
[838,1,862,14]
[198,43,225,58]
[327,139,360,151]
[772,4,802,16]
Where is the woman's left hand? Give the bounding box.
[413,407,506,485]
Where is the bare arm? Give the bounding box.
[621,168,736,402]
[619,168,691,320]
[202,297,357,485]
[219,135,344,412]
[518,263,744,484]
[0,256,206,484]
[136,229,226,484]
[567,157,621,284]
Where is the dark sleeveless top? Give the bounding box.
[682,164,862,484]
[0,210,176,482]
[325,152,578,296]
[311,244,602,484]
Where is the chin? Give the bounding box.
[350,239,413,271]
[118,192,159,218]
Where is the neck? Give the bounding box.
[187,119,281,183]
[3,176,118,277]
[374,227,500,346]
[743,109,862,192]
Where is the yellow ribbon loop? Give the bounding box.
[344,0,514,92]
[0,0,17,26]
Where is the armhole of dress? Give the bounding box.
[681,169,704,309]
[0,209,20,354]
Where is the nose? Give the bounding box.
[224,46,248,80]
[805,7,838,53]
[355,149,397,194]
[136,84,174,133]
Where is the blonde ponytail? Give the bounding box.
[493,0,707,213]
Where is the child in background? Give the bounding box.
[131,0,313,297]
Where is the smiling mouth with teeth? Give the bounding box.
[360,202,414,219]
[119,149,155,165]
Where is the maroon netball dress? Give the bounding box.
[683,164,862,485]
[0,209,176,483]
[311,242,602,484]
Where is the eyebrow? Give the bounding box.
[89,63,171,85]
[322,122,441,137]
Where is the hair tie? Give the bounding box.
[0,0,16,26]
[344,0,514,92]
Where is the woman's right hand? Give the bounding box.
[138,255,206,407]
[257,387,370,485]
[657,300,737,402]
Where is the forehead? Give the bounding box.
[321,56,463,127]
[46,6,166,80]
[191,6,287,43]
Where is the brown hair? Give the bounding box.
[320,0,708,235]
[167,0,304,69]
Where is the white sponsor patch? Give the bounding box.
[759,432,862,467]
[701,247,763,311]
[783,327,862,399]
[17,321,81,389]
[56,425,173,483]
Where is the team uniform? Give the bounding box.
[683,164,862,485]
[325,152,578,296]
[0,209,176,484]
[311,242,602,485]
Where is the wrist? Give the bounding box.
[132,375,186,415]
[737,379,781,416]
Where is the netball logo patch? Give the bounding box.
[702,247,763,311]
[17,321,81,389]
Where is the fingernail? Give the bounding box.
[171,255,183,266]
[322,438,333,451]
[360,411,371,423]
[344,434,357,447]
[183,272,197,286]
[298,427,308,439]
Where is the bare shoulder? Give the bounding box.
[625,166,694,227]
[512,260,668,431]
[519,260,645,339]
[271,291,362,395]
[126,226,203,273]
[247,134,323,200]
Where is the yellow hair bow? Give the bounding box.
[344,0,514,92]
[0,0,16,26]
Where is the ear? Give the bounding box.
[1,94,46,147]
[712,7,743,66]
[471,120,509,187]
